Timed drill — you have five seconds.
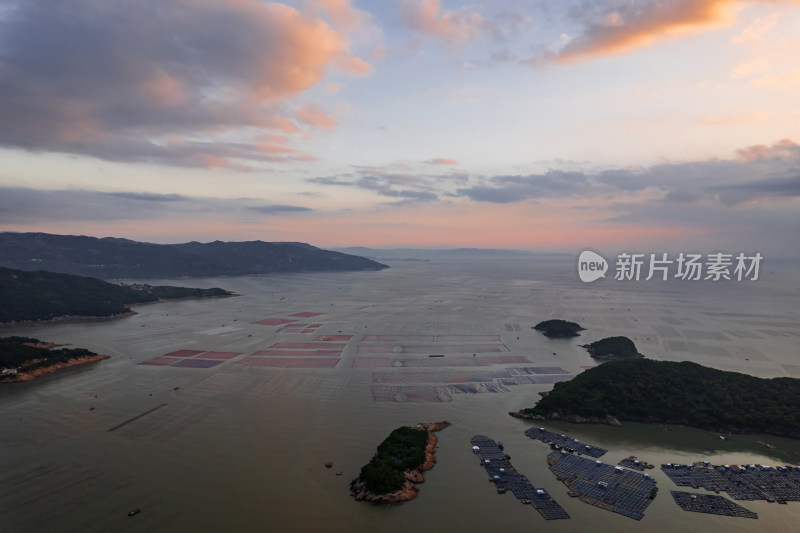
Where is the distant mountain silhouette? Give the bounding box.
[0,233,388,279]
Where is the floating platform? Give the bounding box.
[524,427,607,458]
[471,435,570,520]
[618,456,653,471]
[671,491,758,519]
[547,452,658,520]
[661,462,800,502]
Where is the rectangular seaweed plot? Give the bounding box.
[524,427,607,458]
[236,357,340,368]
[370,385,452,402]
[171,359,224,369]
[671,491,758,519]
[470,435,570,520]
[200,351,242,360]
[162,350,206,358]
[357,344,508,354]
[547,452,658,521]
[251,350,343,357]
[268,342,348,350]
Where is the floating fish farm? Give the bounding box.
[670,491,758,519]
[470,435,570,520]
[547,451,658,520]
[618,456,654,471]
[523,427,607,458]
[661,462,800,503]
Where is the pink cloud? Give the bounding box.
[399,0,484,45]
[294,103,337,130]
[736,138,800,162]
[425,158,459,165]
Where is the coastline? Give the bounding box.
[1,353,110,383]
[0,293,236,328]
[351,421,451,504]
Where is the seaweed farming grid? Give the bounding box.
[670,491,758,519]
[524,427,607,458]
[547,452,658,521]
[661,463,800,502]
[470,435,570,520]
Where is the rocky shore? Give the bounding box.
[351,421,450,505]
[2,353,110,383]
[509,410,622,427]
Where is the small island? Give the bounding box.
[511,359,800,439]
[0,336,109,382]
[583,336,642,360]
[351,421,450,504]
[533,319,585,338]
[0,267,234,324]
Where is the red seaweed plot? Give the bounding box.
[162,350,206,358]
[138,357,179,366]
[250,350,343,357]
[235,357,339,368]
[289,312,326,318]
[252,318,298,326]
[199,351,242,360]
[171,359,224,369]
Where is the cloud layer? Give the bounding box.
[0,0,371,168]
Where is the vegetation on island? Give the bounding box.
[0,232,388,279]
[520,359,800,439]
[0,336,99,377]
[585,336,641,360]
[357,426,429,495]
[533,319,585,338]
[0,267,232,323]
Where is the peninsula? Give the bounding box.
[0,267,233,324]
[0,336,108,382]
[351,421,450,504]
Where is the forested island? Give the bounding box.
[533,319,585,338]
[584,336,642,360]
[0,267,232,323]
[0,336,108,382]
[512,359,800,439]
[351,422,449,504]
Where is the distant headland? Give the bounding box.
[0,232,388,279]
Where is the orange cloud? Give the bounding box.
[294,103,337,130]
[426,158,459,165]
[399,0,484,46]
[557,0,765,62]
[318,0,370,34]
[697,111,766,126]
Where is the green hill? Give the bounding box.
[519,359,800,439]
[0,267,231,323]
[0,336,97,375]
[585,336,641,360]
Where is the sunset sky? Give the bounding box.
[1,0,798,256]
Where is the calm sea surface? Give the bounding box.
[2,257,799,532]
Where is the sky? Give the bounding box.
[0,0,798,256]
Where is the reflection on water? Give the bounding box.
[1,257,799,532]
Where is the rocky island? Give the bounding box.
[533,319,585,338]
[583,336,642,360]
[351,421,450,504]
[511,359,800,439]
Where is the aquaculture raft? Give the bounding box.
[661,462,800,502]
[618,456,653,471]
[670,491,758,519]
[470,436,570,520]
[524,427,607,458]
[547,451,658,520]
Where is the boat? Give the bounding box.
[128,509,141,517]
